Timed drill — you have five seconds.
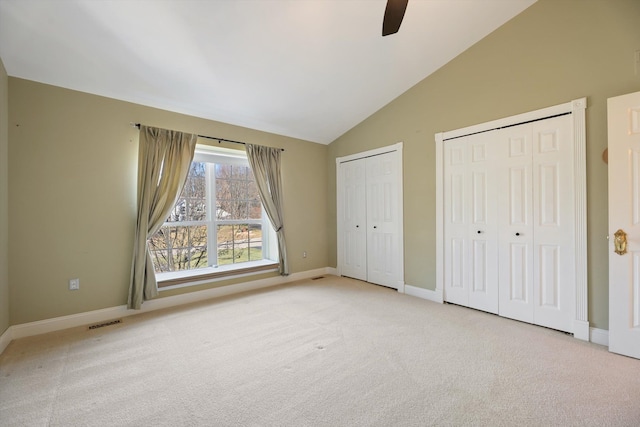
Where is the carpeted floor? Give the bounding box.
[1,275,639,426]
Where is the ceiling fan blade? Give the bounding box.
[382,0,409,36]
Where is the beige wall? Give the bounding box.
[8,78,328,324]
[328,0,640,330]
[0,58,9,334]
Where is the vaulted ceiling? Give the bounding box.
[0,0,536,144]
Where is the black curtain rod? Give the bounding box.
[131,123,284,151]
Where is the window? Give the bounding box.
[148,145,277,288]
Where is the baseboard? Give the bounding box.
[7,267,335,343]
[325,267,338,276]
[404,284,443,303]
[590,327,609,347]
[0,327,11,355]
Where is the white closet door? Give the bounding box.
[498,124,535,324]
[443,138,469,306]
[443,133,498,313]
[366,151,402,288]
[468,132,499,314]
[339,159,367,281]
[531,116,574,332]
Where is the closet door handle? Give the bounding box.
[373,226,377,229]
[477,230,482,234]
[356,225,359,228]
[515,232,521,236]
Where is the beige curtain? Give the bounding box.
[245,144,289,275]
[129,126,197,309]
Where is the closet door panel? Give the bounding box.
[366,151,401,288]
[444,139,469,306]
[532,116,574,331]
[468,133,499,314]
[498,126,534,323]
[339,159,367,281]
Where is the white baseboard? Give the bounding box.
[4,267,335,346]
[590,327,609,347]
[325,267,338,276]
[0,327,11,355]
[404,284,443,303]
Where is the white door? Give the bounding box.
[366,151,402,288]
[467,132,499,314]
[498,124,535,324]
[531,116,575,332]
[443,137,469,306]
[443,133,499,313]
[497,118,575,332]
[339,159,367,281]
[608,90,640,359]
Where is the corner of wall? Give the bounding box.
[0,56,9,337]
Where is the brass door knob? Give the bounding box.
[614,229,628,255]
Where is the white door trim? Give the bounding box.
[435,98,588,340]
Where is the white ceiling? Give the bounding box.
[0,0,536,144]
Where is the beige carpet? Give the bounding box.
[1,275,639,426]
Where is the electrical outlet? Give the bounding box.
[303,251,307,258]
[636,50,640,76]
[69,278,80,291]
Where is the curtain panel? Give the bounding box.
[245,144,289,275]
[129,126,197,309]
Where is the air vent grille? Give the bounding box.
[88,319,122,330]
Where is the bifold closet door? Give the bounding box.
[366,150,402,288]
[497,117,575,332]
[338,149,403,289]
[443,132,499,314]
[339,159,367,281]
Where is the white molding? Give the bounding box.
[396,281,406,294]
[572,99,589,332]
[405,284,444,303]
[0,327,11,355]
[573,320,590,342]
[6,267,335,344]
[590,327,609,347]
[434,133,445,302]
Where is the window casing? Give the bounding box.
[148,145,277,289]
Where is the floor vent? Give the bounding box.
[311,276,325,280]
[88,319,122,330]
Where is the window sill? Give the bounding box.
[156,260,279,290]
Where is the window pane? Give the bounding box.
[167,199,186,222]
[148,225,209,272]
[189,198,207,221]
[216,178,230,201]
[249,201,262,220]
[215,164,232,179]
[217,224,262,266]
[232,165,249,180]
[248,224,263,261]
[230,181,248,199]
[217,224,234,265]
